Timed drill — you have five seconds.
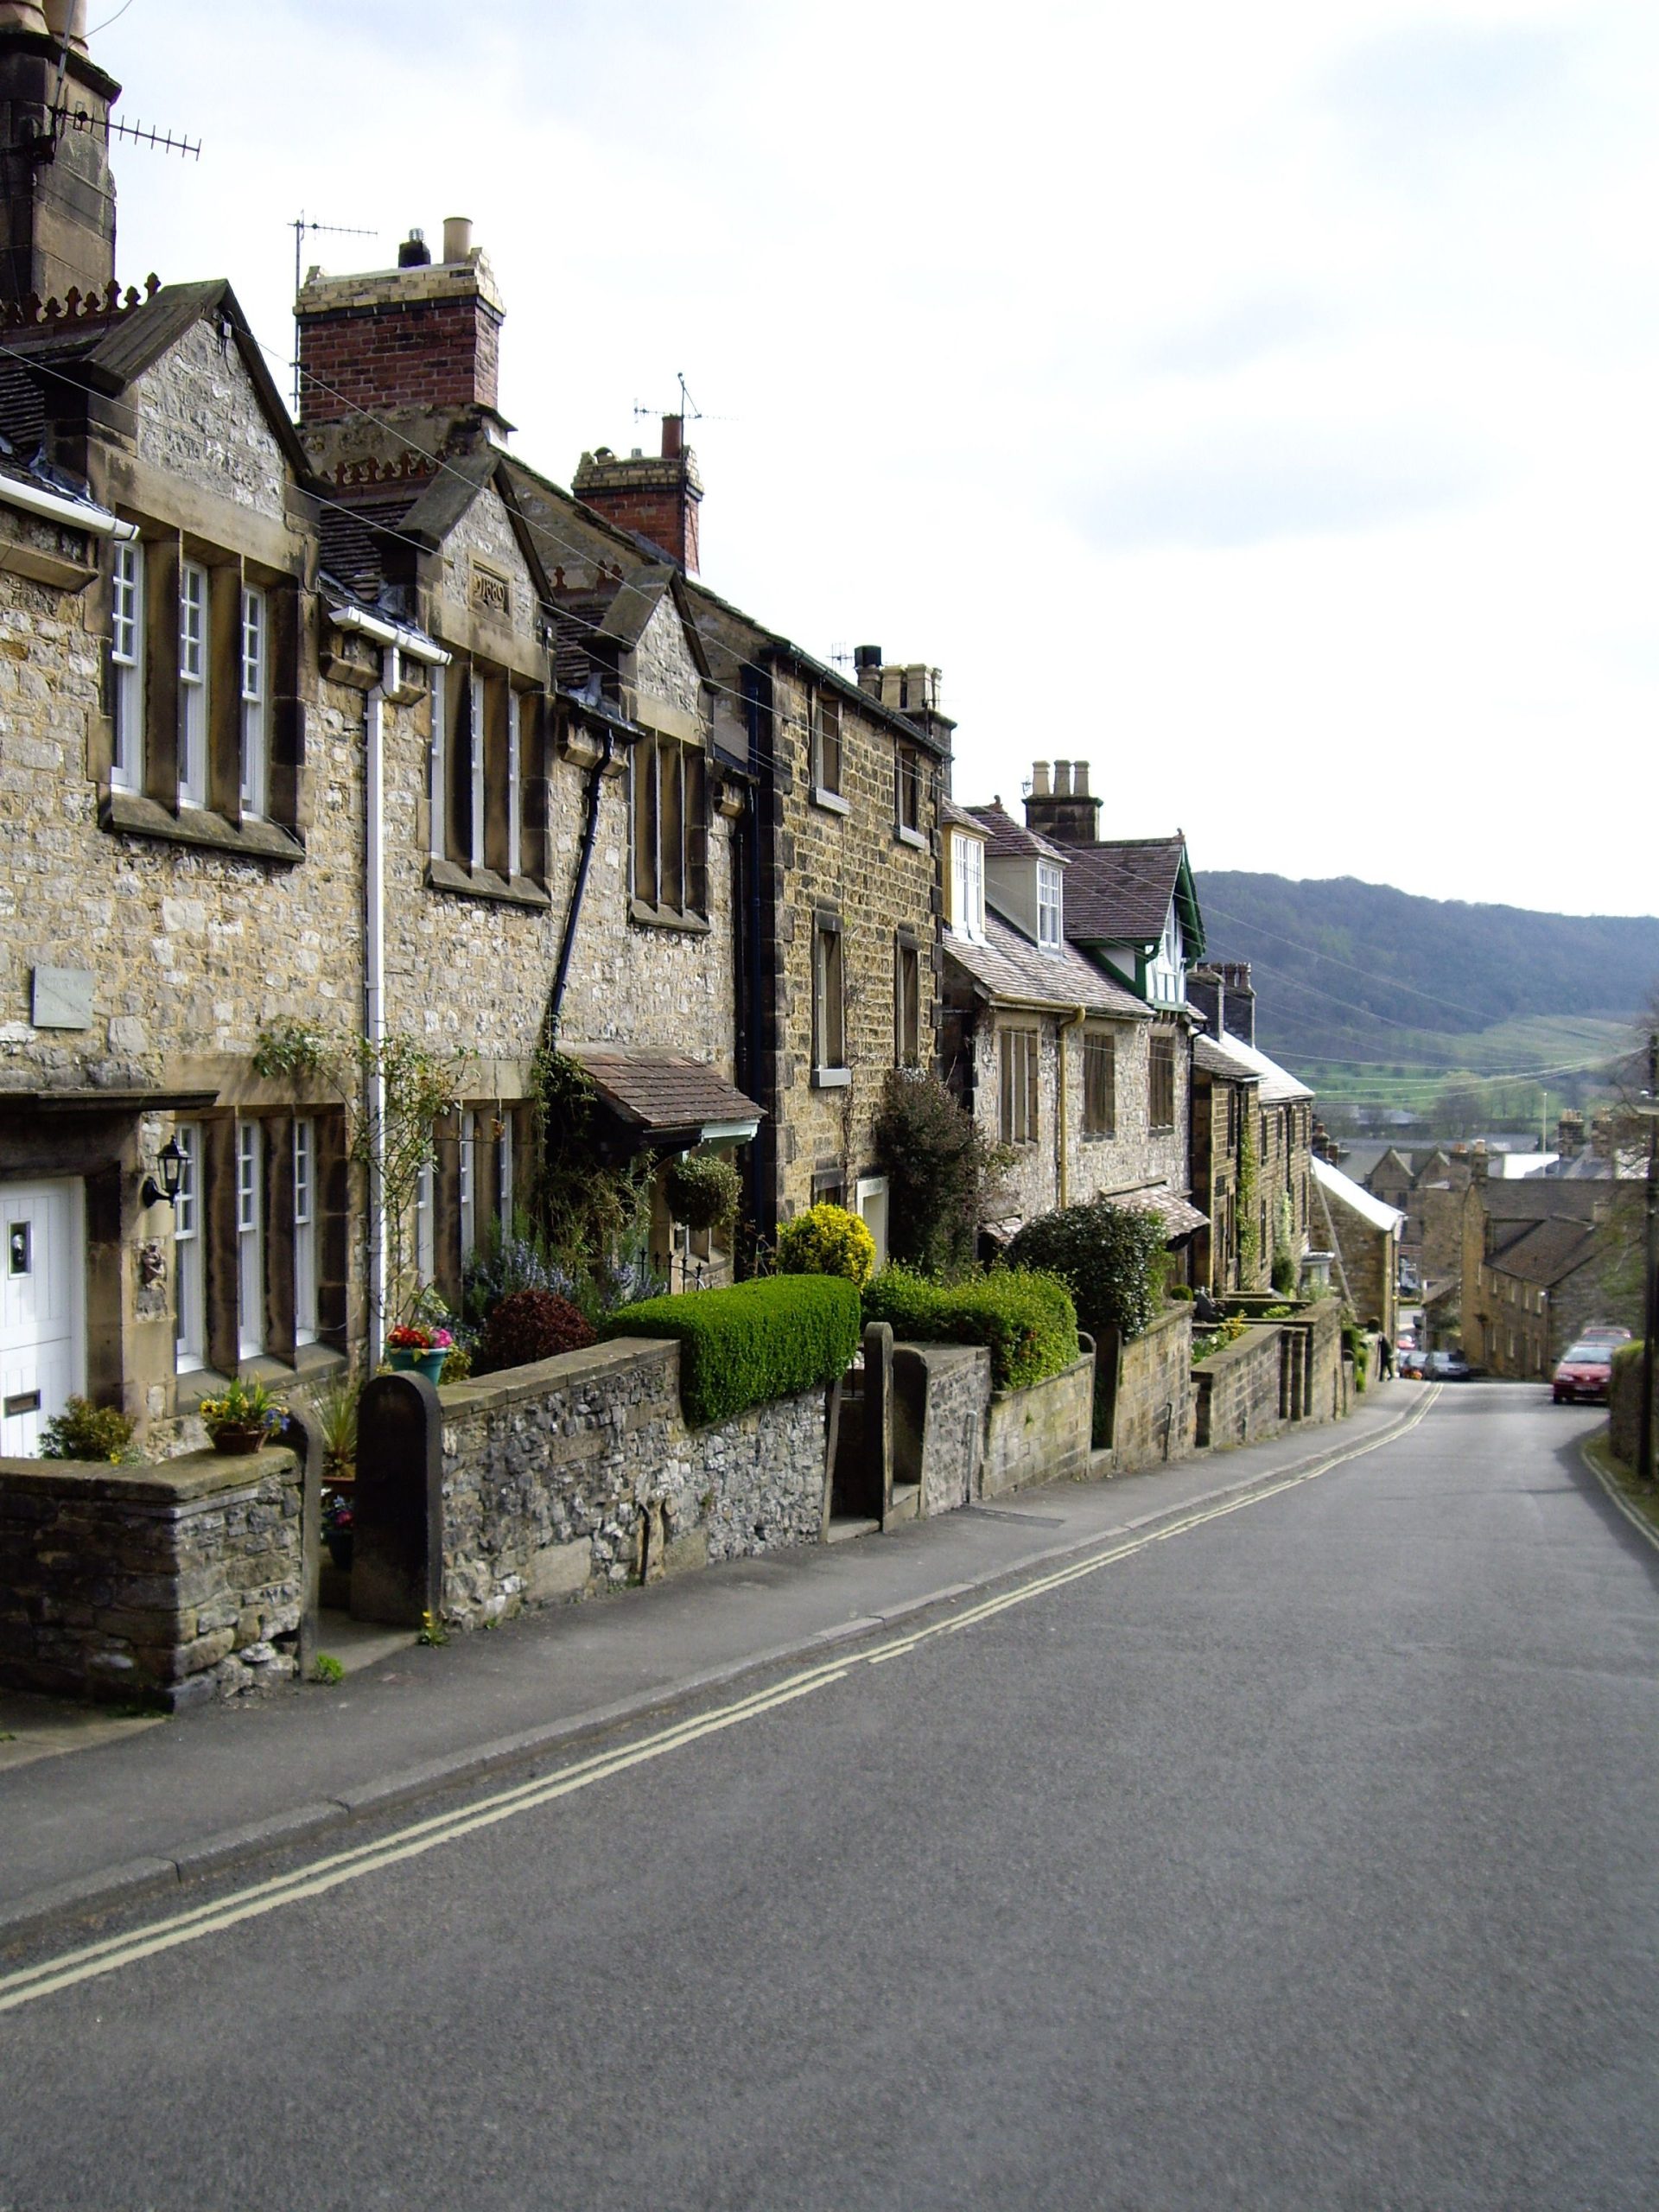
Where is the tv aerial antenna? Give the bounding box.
[632,371,709,437]
[289,214,378,410]
[22,20,200,163]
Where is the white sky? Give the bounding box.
[94,0,1658,916]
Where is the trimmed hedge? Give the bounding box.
[1006,1200,1166,1344]
[861,1266,1079,1393]
[603,1275,861,1429]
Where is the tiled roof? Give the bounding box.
[1488,1217,1599,1288]
[1101,1185,1208,1238]
[1198,1032,1313,1104]
[1193,1033,1261,1085]
[1313,1155,1402,1234]
[964,801,1070,865]
[940,795,987,835]
[1061,837,1186,943]
[945,912,1149,1021]
[564,1047,764,1138]
[1477,1179,1603,1224]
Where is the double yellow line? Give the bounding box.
[0,1390,1436,2018]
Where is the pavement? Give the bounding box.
[0,1382,1425,1951]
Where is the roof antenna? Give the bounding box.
[289,213,378,412]
[632,372,712,439]
[33,9,200,165]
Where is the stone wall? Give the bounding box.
[434,1337,830,1630]
[0,1444,302,1707]
[1109,1302,1195,1473]
[982,1353,1095,1497]
[893,1342,989,1516]
[1193,1323,1286,1451]
[1610,1345,1649,1470]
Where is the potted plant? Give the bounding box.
[197,1376,284,1456]
[321,1489,354,1573]
[385,1320,453,1383]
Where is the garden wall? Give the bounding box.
[435,1337,830,1630]
[982,1353,1096,1497]
[1193,1323,1286,1451]
[892,1344,989,1516]
[1109,1305,1195,1473]
[1610,1344,1649,1470]
[0,1445,303,1708]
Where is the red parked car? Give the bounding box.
[1552,1342,1614,1404]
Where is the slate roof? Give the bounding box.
[1477,1179,1603,1224]
[1106,1185,1208,1239]
[1192,1033,1262,1086]
[1487,1217,1600,1288]
[1198,1032,1313,1105]
[563,1048,764,1139]
[964,801,1069,866]
[945,911,1149,1021]
[1061,837,1188,943]
[1313,1156,1404,1234]
[940,795,987,836]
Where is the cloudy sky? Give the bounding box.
[95,0,1656,916]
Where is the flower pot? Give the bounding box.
[325,1530,353,1573]
[389,1346,448,1383]
[210,1422,268,1456]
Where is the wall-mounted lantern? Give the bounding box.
[140,1136,187,1211]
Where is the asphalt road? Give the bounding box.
[3,1385,1656,2211]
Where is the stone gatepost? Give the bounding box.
[865,1321,895,1529]
[353,1371,443,1627]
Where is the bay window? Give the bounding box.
[111,539,143,792]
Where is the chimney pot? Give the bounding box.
[1032,761,1051,796]
[397,227,431,269]
[1074,760,1090,796]
[442,215,474,264]
[1053,760,1072,796]
[661,413,683,459]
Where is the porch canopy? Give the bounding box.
[563,1046,764,1149]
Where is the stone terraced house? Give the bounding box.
[0,9,951,1447]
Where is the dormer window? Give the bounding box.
[949,830,986,944]
[1038,861,1063,950]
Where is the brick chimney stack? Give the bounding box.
[573,415,703,574]
[0,0,120,306]
[1024,757,1103,847]
[294,218,506,439]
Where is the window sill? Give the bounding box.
[101,790,305,867]
[1080,1131,1117,1145]
[426,859,550,909]
[894,823,927,850]
[629,899,712,935]
[812,1066,852,1090]
[810,787,850,817]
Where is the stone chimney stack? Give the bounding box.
[1023,756,1103,847]
[854,645,881,696]
[573,414,703,574]
[0,0,119,306]
[294,218,505,440]
[1556,1109,1584,1160]
[1220,961,1255,1048]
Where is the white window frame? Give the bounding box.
[415,1153,435,1284]
[459,1109,477,1263]
[950,832,987,944]
[1038,862,1063,950]
[173,1120,204,1372]
[506,688,522,880]
[497,1114,514,1228]
[240,584,268,818]
[111,539,144,793]
[293,1117,317,1347]
[236,1119,265,1359]
[469,671,486,869]
[179,559,209,809]
[428,661,447,861]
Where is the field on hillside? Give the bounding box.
[1294,1013,1632,1122]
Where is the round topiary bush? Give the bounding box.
[475,1288,597,1376]
[664,1149,741,1232]
[776,1202,877,1288]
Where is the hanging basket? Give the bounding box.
[664,1150,741,1232]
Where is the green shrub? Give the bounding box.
[861,1266,1078,1392]
[604,1275,861,1428]
[871,1067,1009,1274]
[38,1395,139,1465]
[776,1202,876,1288]
[1167,1282,1194,1302]
[1006,1200,1167,1344]
[664,1149,741,1232]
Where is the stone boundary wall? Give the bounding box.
[1111,1305,1196,1474]
[1610,1344,1648,1469]
[893,1344,989,1517]
[435,1337,830,1630]
[1194,1323,1286,1452]
[0,1446,303,1708]
[982,1354,1096,1497]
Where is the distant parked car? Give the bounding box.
[1553,1342,1614,1404]
[1426,1350,1472,1382]
[1397,1345,1427,1379]
[1576,1325,1631,1349]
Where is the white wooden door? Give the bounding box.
[0,1179,86,1455]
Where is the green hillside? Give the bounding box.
[1192,873,1659,1120]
